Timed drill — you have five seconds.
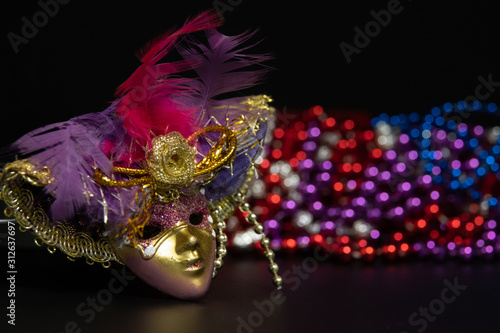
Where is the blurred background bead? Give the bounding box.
[226,102,500,263]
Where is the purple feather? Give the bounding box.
[177,29,272,124]
[175,29,273,201]
[4,103,128,221]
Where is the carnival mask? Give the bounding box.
[0,11,282,299]
[113,191,217,299]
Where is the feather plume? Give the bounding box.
[175,31,273,200]
[177,29,272,124]
[4,104,125,221]
[113,11,271,164]
[116,11,221,97]
[114,11,222,156]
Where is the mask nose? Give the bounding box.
[175,225,198,254]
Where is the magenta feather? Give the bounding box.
[116,11,221,97]
[114,11,222,159]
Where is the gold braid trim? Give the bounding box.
[93,168,152,188]
[1,163,122,266]
[190,125,237,177]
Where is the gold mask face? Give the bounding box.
[111,191,216,299]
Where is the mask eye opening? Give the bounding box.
[140,225,163,239]
[189,212,204,226]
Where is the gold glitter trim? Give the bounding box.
[2,159,52,186]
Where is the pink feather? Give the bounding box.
[114,11,221,162]
[116,11,221,96]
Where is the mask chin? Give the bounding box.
[112,222,216,299]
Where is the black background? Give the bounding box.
[2,0,500,145]
[2,1,500,332]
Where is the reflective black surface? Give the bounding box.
[1,230,499,333]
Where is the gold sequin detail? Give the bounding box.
[2,159,52,186]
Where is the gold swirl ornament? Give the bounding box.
[93,125,237,195]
